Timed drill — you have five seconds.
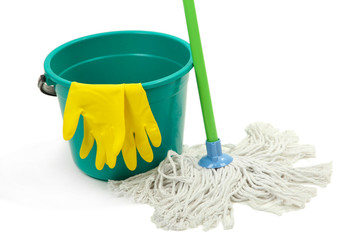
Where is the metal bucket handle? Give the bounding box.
[38,75,57,96]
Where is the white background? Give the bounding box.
[0,0,347,239]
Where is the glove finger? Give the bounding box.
[135,130,154,163]
[106,145,117,169]
[103,131,115,169]
[105,86,126,169]
[109,122,126,168]
[145,122,162,148]
[105,130,124,169]
[122,131,137,171]
[80,119,95,159]
[63,89,83,140]
[138,88,161,148]
[94,134,106,171]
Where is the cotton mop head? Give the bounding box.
[109,123,332,231]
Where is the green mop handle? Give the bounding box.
[183,0,218,142]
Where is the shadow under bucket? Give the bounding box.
[44,31,193,181]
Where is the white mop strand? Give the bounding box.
[109,123,332,231]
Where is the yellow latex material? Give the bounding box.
[63,82,125,170]
[122,84,162,171]
[63,82,161,171]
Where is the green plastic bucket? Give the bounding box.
[43,31,193,181]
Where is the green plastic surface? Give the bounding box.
[44,31,193,181]
[183,0,219,142]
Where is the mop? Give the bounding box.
[109,0,332,230]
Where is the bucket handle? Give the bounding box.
[38,75,57,96]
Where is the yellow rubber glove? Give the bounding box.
[63,82,125,170]
[122,84,162,171]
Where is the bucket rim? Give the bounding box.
[44,30,193,90]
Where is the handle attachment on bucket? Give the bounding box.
[38,75,57,96]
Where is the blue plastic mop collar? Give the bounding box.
[199,139,233,168]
